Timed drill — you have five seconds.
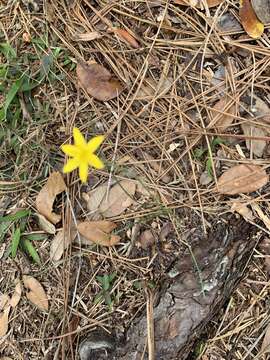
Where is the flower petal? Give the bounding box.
[63,158,79,173]
[88,154,104,169]
[73,127,86,147]
[61,144,79,157]
[87,135,104,153]
[79,162,89,183]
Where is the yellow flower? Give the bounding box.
[61,127,104,183]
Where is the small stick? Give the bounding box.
[146,289,155,360]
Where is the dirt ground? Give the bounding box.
[1,1,270,359]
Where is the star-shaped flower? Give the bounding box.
[61,127,104,183]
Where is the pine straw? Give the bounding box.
[201,247,270,360]
[1,0,270,359]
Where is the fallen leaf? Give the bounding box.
[0,294,10,311]
[173,0,223,7]
[113,28,139,48]
[250,95,270,118]
[231,202,254,222]
[239,0,264,39]
[261,322,270,353]
[251,0,270,24]
[9,280,22,308]
[77,61,123,101]
[77,221,120,246]
[209,96,237,131]
[36,214,56,234]
[251,203,270,232]
[200,171,212,186]
[159,222,174,241]
[76,31,102,42]
[36,172,66,224]
[82,184,107,213]
[0,306,10,337]
[22,275,48,311]
[136,77,173,100]
[64,315,80,347]
[217,13,242,32]
[217,164,268,195]
[99,180,136,218]
[138,230,155,250]
[50,228,76,262]
[241,121,267,157]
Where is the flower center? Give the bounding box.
[78,146,90,162]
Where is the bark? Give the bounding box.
[79,217,258,359]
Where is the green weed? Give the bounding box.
[0,37,75,182]
[1,209,41,264]
[193,137,225,177]
[94,273,117,311]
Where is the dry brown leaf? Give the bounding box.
[22,275,49,311]
[173,0,223,7]
[138,230,155,250]
[217,13,242,32]
[76,31,102,42]
[251,0,270,24]
[113,28,139,48]
[77,61,123,101]
[99,180,136,218]
[0,306,10,337]
[82,184,107,213]
[36,172,66,224]
[200,171,212,186]
[217,164,268,195]
[0,294,10,311]
[159,223,174,241]
[136,77,173,100]
[77,221,120,246]
[50,228,76,262]
[9,280,22,308]
[251,203,270,232]
[239,0,264,39]
[36,214,56,234]
[241,121,267,157]
[209,97,237,131]
[261,323,270,353]
[251,95,270,117]
[231,202,254,222]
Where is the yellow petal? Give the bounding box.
[88,154,104,169]
[87,135,104,153]
[79,162,88,183]
[61,144,79,157]
[73,127,86,147]
[63,158,79,173]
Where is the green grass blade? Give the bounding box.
[23,234,47,241]
[1,76,24,120]
[103,274,110,291]
[11,228,21,258]
[0,222,12,243]
[0,209,30,223]
[0,42,16,59]
[21,238,41,264]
